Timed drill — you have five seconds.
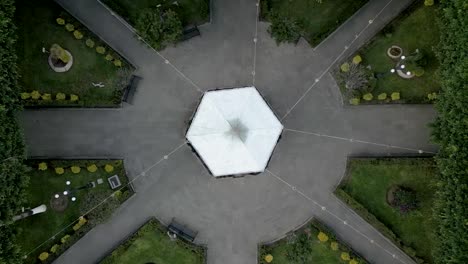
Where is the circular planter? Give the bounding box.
[387,45,403,59]
[48,50,73,73]
[397,69,415,79]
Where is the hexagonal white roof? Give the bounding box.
[186,87,283,177]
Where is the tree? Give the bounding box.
[135,8,182,50]
[50,44,70,63]
[79,192,120,226]
[286,233,310,264]
[339,63,374,97]
[267,11,302,44]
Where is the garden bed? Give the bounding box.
[16,0,134,108]
[259,219,367,264]
[14,159,134,264]
[335,158,437,263]
[260,0,368,46]
[100,218,206,264]
[335,2,440,105]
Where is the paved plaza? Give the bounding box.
[20,0,437,263]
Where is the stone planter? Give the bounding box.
[387,45,402,59]
[48,50,73,73]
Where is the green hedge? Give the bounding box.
[431,0,468,263]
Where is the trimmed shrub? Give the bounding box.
[377,93,387,100]
[391,92,400,101]
[352,55,362,64]
[38,252,49,261]
[65,23,74,32]
[85,38,95,48]
[424,0,434,6]
[113,59,122,67]
[96,46,106,54]
[340,62,350,72]
[349,260,358,264]
[73,217,87,231]
[20,92,30,100]
[341,252,351,261]
[31,90,41,100]
[70,166,81,174]
[362,93,373,101]
[113,190,122,199]
[105,54,113,61]
[55,167,65,175]
[427,92,437,101]
[349,98,360,105]
[87,164,98,173]
[50,44,70,63]
[330,241,339,251]
[60,234,70,244]
[56,93,66,100]
[317,231,329,242]
[50,244,59,253]
[41,93,52,100]
[104,164,114,173]
[38,162,47,171]
[70,94,79,102]
[56,18,65,25]
[264,254,273,263]
[267,11,301,44]
[414,68,425,77]
[73,30,83,40]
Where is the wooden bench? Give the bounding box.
[122,75,142,104]
[181,25,200,41]
[168,218,198,242]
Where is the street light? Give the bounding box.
[63,191,68,195]
[66,180,71,185]
[390,69,395,73]
[406,71,411,75]
[54,194,59,199]
[71,197,77,202]
[401,55,406,60]
[400,64,406,69]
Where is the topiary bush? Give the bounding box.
[352,55,362,64]
[65,23,74,32]
[55,167,64,175]
[105,54,113,61]
[87,164,97,173]
[41,93,52,100]
[56,93,66,100]
[20,92,30,100]
[414,67,425,77]
[50,44,70,63]
[427,92,437,101]
[70,94,79,102]
[38,252,49,261]
[73,30,83,40]
[56,18,65,25]
[31,90,41,100]
[349,98,360,105]
[85,38,95,48]
[38,162,47,171]
[377,93,387,100]
[362,93,373,101]
[113,59,122,67]
[317,231,329,242]
[50,244,59,254]
[340,62,350,72]
[96,46,106,54]
[70,166,81,174]
[104,164,114,173]
[330,241,339,251]
[60,234,70,244]
[424,0,434,6]
[391,92,400,101]
[264,254,273,263]
[341,252,350,261]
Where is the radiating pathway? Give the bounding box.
[19,0,435,263]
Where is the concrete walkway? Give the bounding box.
[19,0,435,263]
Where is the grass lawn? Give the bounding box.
[259,220,367,264]
[16,0,132,107]
[103,0,210,26]
[336,158,437,263]
[15,160,132,263]
[101,219,205,264]
[357,2,440,103]
[262,0,368,46]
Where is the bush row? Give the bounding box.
[20,91,79,102]
[56,13,124,67]
[349,92,401,105]
[37,161,118,174]
[334,189,426,263]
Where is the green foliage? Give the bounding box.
[56,17,65,25]
[20,92,30,100]
[104,164,114,173]
[70,94,79,102]
[340,62,350,72]
[431,1,468,263]
[38,252,49,261]
[50,44,70,63]
[352,55,362,64]
[85,38,95,48]
[105,54,113,61]
[41,93,51,100]
[414,67,425,77]
[30,90,41,100]
[424,0,434,6]
[65,23,74,31]
[349,98,360,105]
[362,93,373,101]
[80,192,120,226]
[113,59,122,67]
[55,167,64,175]
[96,46,106,54]
[427,92,437,101]
[267,11,302,44]
[60,234,70,244]
[73,30,83,40]
[389,186,419,213]
[38,162,47,171]
[391,92,400,100]
[50,244,59,253]
[70,166,81,174]
[377,93,387,100]
[341,252,350,261]
[135,8,183,50]
[87,164,97,173]
[286,233,310,263]
[56,93,66,100]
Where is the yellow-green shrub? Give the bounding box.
[20,92,31,100]
[341,252,350,261]
[56,93,66,100]
[50,244,59,253]
[105,54,113,61]
[55,167,65,175]
[340,62,350,72]
[70,94,79,102]
[264,254,273,263]
[330,241,339,251]
[87,164,98,173]
[31,90,41,100]
[61,234,70,244]
[71,166,81,174]
[56,18,65,25]
[427,92,437,101]
[363,93,373,101]
[73,217,87,231]
[424,0,434,6]
[38,162,47,171]
[377,93,387,100]
[317,231,329,242]
[65,23,74,32]
[349,259,358,264]
[104,164,114,173]
[349,98,360,105]
[73,30,83,40]
[352,55,362,64]
[113,59,122,67]
[38,252,49,261]
[85,39,95,48]
[96,46,106,54]
[41,93,52,100]
[391,92,400,101]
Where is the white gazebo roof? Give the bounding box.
[186,87,283,177]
